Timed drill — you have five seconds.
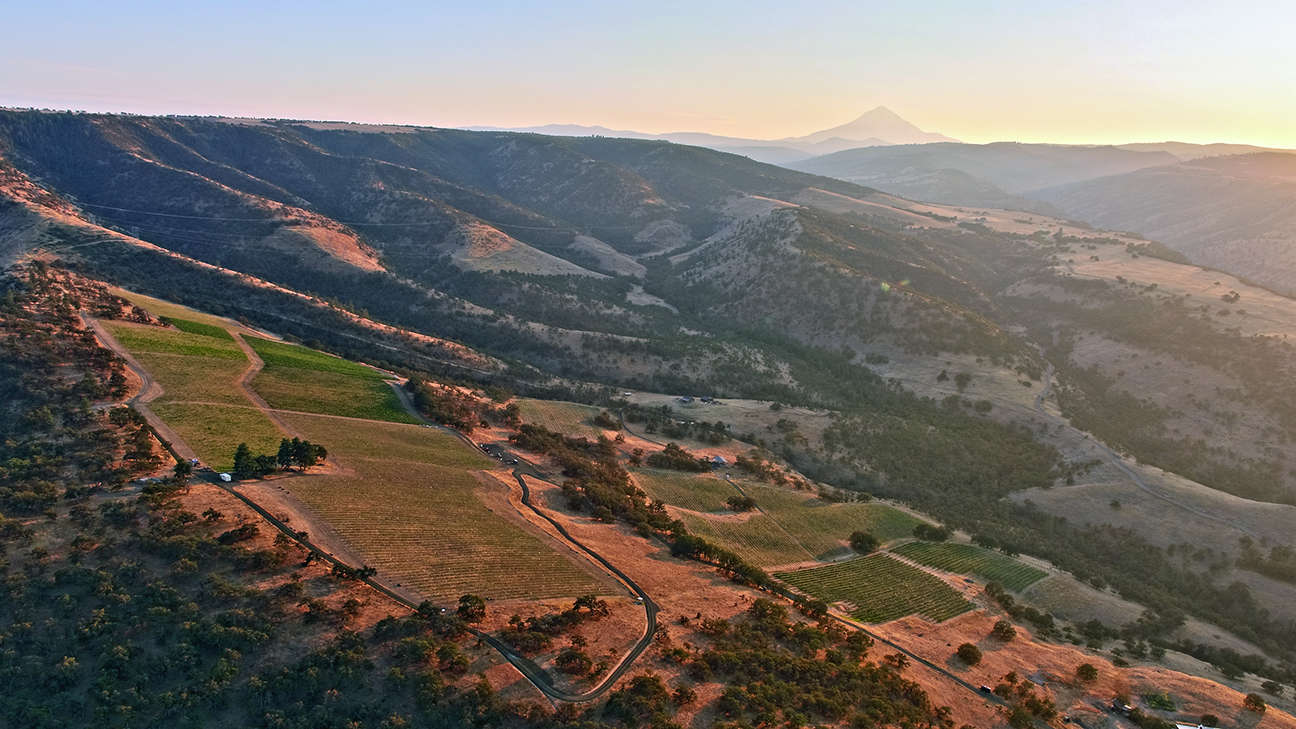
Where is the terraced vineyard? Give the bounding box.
[750,486,922,559]
[516,399,604,438]
[282,413,609,602]
[103,319,284,469]
[104,320,243,359]
[636,470,738,512]
[892,542,1048,591]
[245,337,417,424]
[678,512,813,567]
[776,554,975,623]
[245,336,390,379]
[135,354,257,406]
[150,402,283,471]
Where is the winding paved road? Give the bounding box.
[85,313,659,702]
[1033,361,1259,538]
[507,471,661,701]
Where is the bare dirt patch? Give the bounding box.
[874,611,1296,729]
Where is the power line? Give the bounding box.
[78,201,637,232]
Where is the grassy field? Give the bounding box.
[245,336,387,379]
[114,289,261,332]
[678,512,813,567]
[281,413,608,603]
[516,399,604,438]
[635,470,738,512]
[104,320,286,469]
[776,554,975,623]
[149,403,283,471]
[104,321,243,359]
[250,363,418,424]
[164,317,234,340]
[749,486,922,559]
[640,471,924,563]
[891,542,1048,592]
[135,353,255,406]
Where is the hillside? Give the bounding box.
[474,106,958,164]
[10,111,1296,704]
[1034,153,1296,295]
[788,141,1178,208]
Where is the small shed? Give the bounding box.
[711,455,729,466]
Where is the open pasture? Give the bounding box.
[250,363,417,424]
[749,486,922,559]
[777,554,974,623]
[677,511,813,567]
[635,469,738,512]
[280,413,608,603]
[516,399,604,438]
[891,542,1048,592]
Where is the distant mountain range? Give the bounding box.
[469,106,957,164]
[785,139,1296,294]
[1034,152,1296,295]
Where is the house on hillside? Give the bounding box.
[711,455,729,468]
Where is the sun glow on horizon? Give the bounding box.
[2,0,1293,148]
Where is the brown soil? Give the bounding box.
[873,611,1296,729]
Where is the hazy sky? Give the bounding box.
[3,0,1293,146]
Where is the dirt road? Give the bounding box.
[80,313,199,464]
[1033,361,1259,538]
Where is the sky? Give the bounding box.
[2,0,1294,147]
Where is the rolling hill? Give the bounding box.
[1035,152,1296,295]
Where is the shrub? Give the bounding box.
[913,523,951,541]
[1075,663,1098,682]
[726,495,757,512]
[849,531,880,553]
[1244,693,1266,714]
[956,643,982,666]
[992,620,1017,642]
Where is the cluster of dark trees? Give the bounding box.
[912,523,952,542]
[497,594,611,656]
[406,377,520,433]
[0,264,159,514]
[991,671,1058,728]
[1237,536,1296,584]
[733,449,795,486]
[985,581,1059,639]
[617,401,731,444]
[231,438,327,480]
[511,425,794,596]
[671,599,958,729]
[644,442,710,472]
[512,424,675,533]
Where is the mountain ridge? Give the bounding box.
[468,106,956,164]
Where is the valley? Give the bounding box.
[3,110,1296,728]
